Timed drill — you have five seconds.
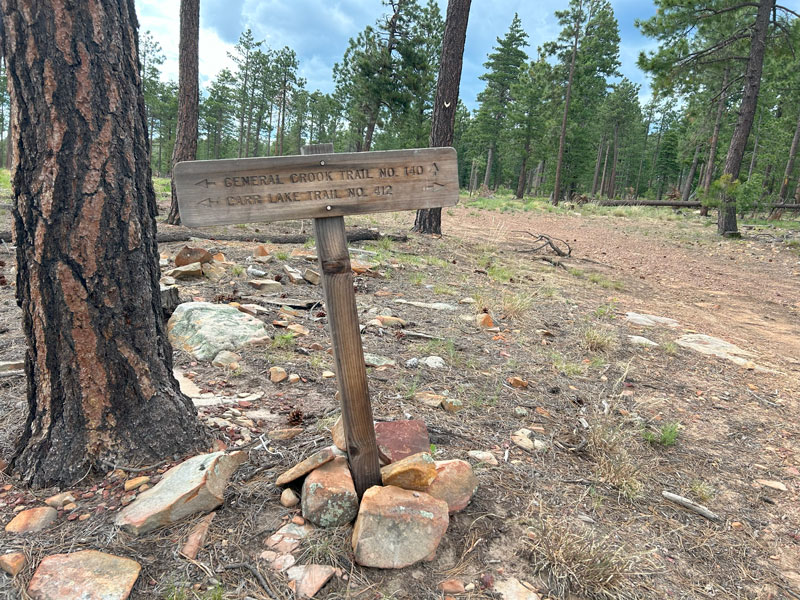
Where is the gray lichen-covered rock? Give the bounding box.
[167,302,270,361]
[302,457,358,527]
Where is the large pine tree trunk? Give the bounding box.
[413,0,471,235]
[701,69,729,216]
[591,136,605,197]
[482,144,494,187]
[607,122,620,198]
[718,0,774,236]
[748,109,762,178]
[553,18,580,206]
[2,0,208,487]
[682,144,701,203]
[167,0,199,226]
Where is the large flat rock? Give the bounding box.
[27,550,140,600]
[167,302,270,361]
[374,420,430,464]
[5,506,57,534]
[116,451,245,535]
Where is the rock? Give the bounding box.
[276,446,340,487]
[627,335,658,347]
[425,460,478,513]
[442,398,463,413]
[467,450,498,466]
[212,252,227,262]
[756,479,788,492]
[283,265,306,284]
[0,552,26,576]
[302,268,320,285]
[160,284,181,318]
[287,323,310,336]
[202,262,226,281]
[330,416,347,451]
[286,564,336,599]
[514,406,529,417]
[405,358,419,368]
[476,313,494,328]
[175,246,212,267]
[165,262,204,280]
[625,312,679,328]
[27,550,141,600]
[168,302,270,361]
[364,353,396,368]
[395,299,457,311]
[212,350,241,369]
[507,376,528,388]
[291,248,318,261]
[269,428,304,441]
[265,521,314,553]
[123,476,150,492]
[115,451,245,535]
[248,279,283,293]
[676,334,758,367]
[0,359,24,372]
[173,369,203,399]
[414,391,444,408]
[45,491,76,509]
[246,265,266,278]
[374,420,431,464]
[439,579,466,594]
[380,453,437,491]
[374,315,407,328]
[269,366,288,383]
[322,370,336,379]
[459,297,476,304]
[254,244,273,257]
[288,373,301,384]
[262,551,295,571]
[301,457,358,527]
[180,512,215,560]
[5,506,57,534]
[421,356,446,369]
[237,303,269,316]
[494,577,541,600]
[511,429,534,452]
[533,439,548,452]
[352,486,449,569]
[280,488,300,508]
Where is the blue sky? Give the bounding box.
[134,0,663,109]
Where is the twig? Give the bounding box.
[99,458,169,474]
[222,562,275,598]
[514,231,572,257]
[0,371,24,379]
[662,491,720,522]
[401,330,444,340]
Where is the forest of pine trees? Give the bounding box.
[1,0,796,223]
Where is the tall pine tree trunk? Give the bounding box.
[482,144,494,187]
[2,0,207,487]
[599,141,610,199]
[701,68,729,216]
[778,104,800,203]
[413,0,471,235]
[718,0,774,236]
[748,109,762,178]
[591,136,605,197]
[515,146,529,200]
[607,122,620,198]
[682,144,701,203]
[553,12,581,206]
[167,0,199,226]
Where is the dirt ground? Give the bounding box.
[0,196,798,600]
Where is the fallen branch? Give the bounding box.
[222,562,275,598]
[514,231,571,257]
[662,491,720,522]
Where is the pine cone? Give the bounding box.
[288,409,304,426]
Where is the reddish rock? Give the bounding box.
[275,446,339,487]
[123,476,149,492]
[476,313,494,328]
[439,579,466,594]
[265,521,314,554]
[352,485,449,569]
[175,246,212,267]
[280,488,300,508]
[330,416,347,451]
[302,457,358,527]
[0,552,25,576]
[27,550,140,600]
[44,491,76,509]
[268,428,304,441]
[380,452,437,491]
[286,564,336,598]
[374,420,430,464]
[180,512,215,560]
[425,460,478,513]
[5,506,57,534]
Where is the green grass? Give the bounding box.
[231,265,245,277]
[594,302,618,319]
[275,251,289,261]
[587,272,624,290]
[662,341,678,356]
[488,264,513,282]
[272,333,296,349]
[690,480,715,502]
[583,327,615,353]
[550,352,584,376]
[643,422,680,447]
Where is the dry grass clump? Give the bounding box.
[586,420,643,500]
[523,511,648,599]
[583,327,616,353]
[501,291,535,319]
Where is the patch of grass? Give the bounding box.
[163,585,223,600]
[410,272,426,286]
[568,267,585,278]
[488,264,513,282]
[502,291,535,319]
[689,480,715,503]
[275,251,289,261]
[419,338,457,362]
[642,422,680,447]
[589,356,606,369]
[594,302,618,319]
[303,237,316,248]
[426,256,449,268]
[587,272,624,290]
[523,511,645,600]
[395,376,421,400]
[583,328,615,353]
[272,333,296,349]
[433,283,457,296]
[536,285,558,299]
[296,527,352,571]
[586,420,643,500]
[395,253,423,265]
[661,341,678,355]
[231,265,245,277]
[550,352,584,376]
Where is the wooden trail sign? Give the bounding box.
[174,147,458,227]
[175,145,459,497]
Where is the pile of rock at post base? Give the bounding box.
[275,417,479,570]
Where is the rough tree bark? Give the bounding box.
[413,0,471,235]
[778,104,800,203]
[682,144,701,203]
[700,68,729,216]
[1,0,208,487]
[718,0,774,236]
[167,0,200,226]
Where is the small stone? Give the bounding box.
[0,552,26,576]
[507,376,528,388]
[175,246,212,267]
[63,502,78,511]
[288,373,301,384]
[246,265,266,278]
[211,351,241,368]
[254,244,273,257]
[511,429,534,452]
[212,252,227,262]
[180,512,215,560]
[270,553,296,572]
[280,488,300,508]
[276,446,339,487]
[459,297,476,304]
[45,491,76,509]
[330,416,347,451]
[627,335,658,347]
[374,315,407,328]
[476,313,494,328]
[123,477,150,492]
[625,312,679,328]
[533,439,549,452]
[414,391,444,408]
[494,577,541,600]
[283,265,305,284]
[290,248,318,261]
[270,367,288,383]
[322,370,336,379]
[165,262,203,280]
[374,420,431,464]
[202,262,226,281]
[405,358,420,368]
[352,486,449,569]
[291,515,305,525]
[287,324,310,336]
[364,353,397,368]
[514,406,529,417]
[421,356,446,369]
[249,279,283,293]
[302,269,320,285]
[424,460,478,513]
[266,521,314,553]
[5,506,57,534]
[269,427,304,441]
[467,450,498,466]
[439,579,466,594]
[302,457,358,527]
[442,398,463,413]
[27,550,141,600]
[286,564,336,599]
[237,303,269,316]
[380,452,437,491]
[78,514,90,521]
[756,479,788,492]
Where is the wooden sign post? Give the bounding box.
[175,146,458,497]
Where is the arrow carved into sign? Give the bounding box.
[198,198,221,208]
[432,162,440,176]
[422,182,446,192]
[195,178,217,188]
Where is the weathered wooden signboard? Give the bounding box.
[174,147,458,227]
[175,145,459,497]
